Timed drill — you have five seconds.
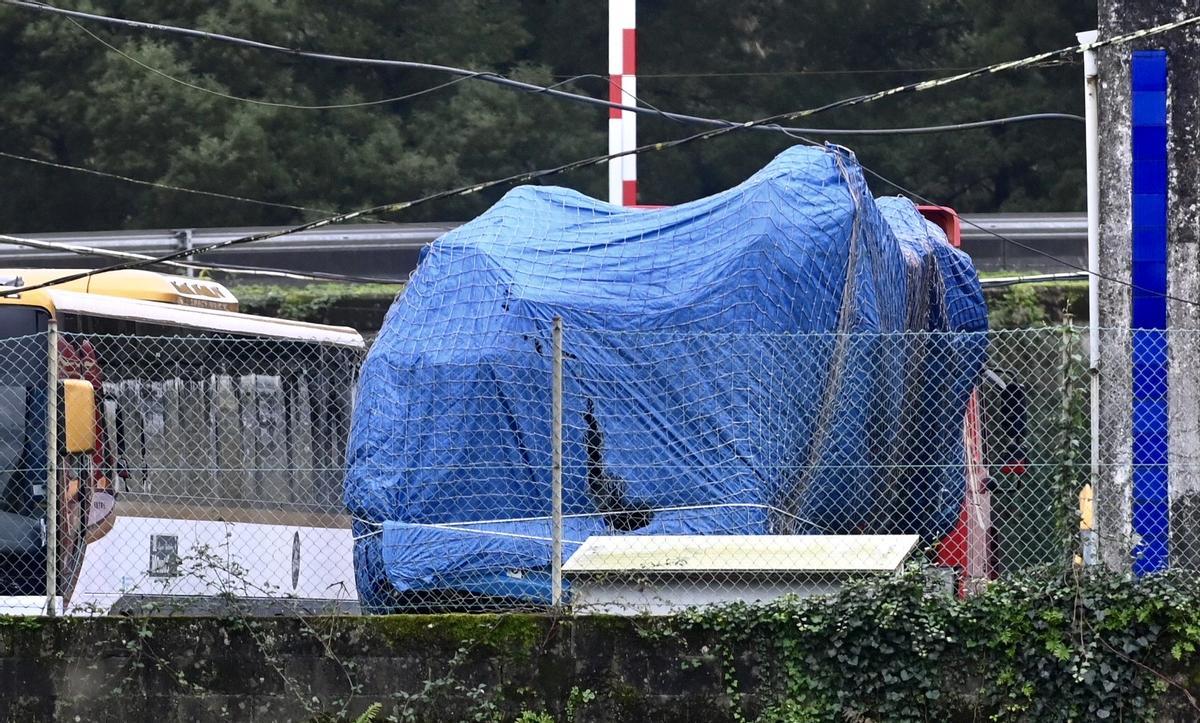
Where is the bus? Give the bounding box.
[0,269,365,614]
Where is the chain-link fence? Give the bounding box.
[0,330,363,615]
[0,333,51,613]
[0,325,1191,616]
[349,324,1097,613]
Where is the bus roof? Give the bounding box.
[47,290,364,347]
[0,269,364,347]
[0,268,239,311]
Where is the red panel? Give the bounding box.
[622,29,637,75]
[916,205,962,247]
[608,76,623,118]
[622,180,638,206]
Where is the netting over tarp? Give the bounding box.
[345,145,988,609]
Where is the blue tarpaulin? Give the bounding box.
[345,145,987,609]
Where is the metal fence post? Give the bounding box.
[1079,30,1101,568]
[550,316,564,608]
[45,321,58,617]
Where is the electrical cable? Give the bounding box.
[0,149,411,224]
[770,123,1195,305]
[854,164,1200,307]
[557,74,1083,134]
[1,0,1113,138]
[780,113,1084,136]
[0,51,1084,285]
[73,13,654,118]
[559,63,1076,79]
[0,232,405,284]
[0,150,336,215]
[9,0,699,122]
[69,9,1085,137]
[545,73,683,125]
[5,122,1194,307]
[67,11,1087,136]
[173,259,404,284]
[2,6,1197,302]
[64,15,486,111]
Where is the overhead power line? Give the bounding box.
[624,63,1084,77]
[776,113,1084,136]
[0,232,404,284]
[562,68,987,79]
[63,15,483,110]
[0,0,1088,241]
[68,19,653,120]
[1,48,1077,248]
[5,0,1101,139]
[854,164,1200,308]
[0,150,336,216]
[603,63,1079,79]
[1,5,1197,304]
[559,72,1083,134]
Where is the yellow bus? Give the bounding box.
[0,269,365,614]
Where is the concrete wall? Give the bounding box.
[0,615,729,723]
[2,613,1198,723]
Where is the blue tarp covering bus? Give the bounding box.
[345,145,987,609]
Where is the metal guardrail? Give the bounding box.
[0,214,1087,277]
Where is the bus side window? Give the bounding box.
[59,321,361,512]
[239,372,288,504]
[285,373,315,506]
[212,372,244,504]
[309,363,339,509]
[108,379,145,493]
[176,374,215,497]
[102,396,123,485]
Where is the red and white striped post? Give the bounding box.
[608,0,636,206]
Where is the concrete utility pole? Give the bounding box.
[1095,0,1200,572]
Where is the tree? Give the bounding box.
[0,0,1093,234]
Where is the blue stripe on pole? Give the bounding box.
[1130,49,1169,575]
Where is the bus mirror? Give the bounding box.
[61,379,97,454]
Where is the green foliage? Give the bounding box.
[660,569,1200,722]
[232,282,402,328]
[985,282,1088,329]
[619,0,1093,211]
[0,0,1091,235]
[235,280,1093,334]
[0,0,603,232]
[1050,324,1090,565]
[565,686,597,722]
[20,571,1200,721]
[988,285,1052,329]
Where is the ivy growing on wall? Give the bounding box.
[657,568,1200,722]
[7,568,1200,720]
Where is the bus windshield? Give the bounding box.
[0,305,48,597]
[0,386,26,500]
[0,308,48,494]
[0,306,46,339]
